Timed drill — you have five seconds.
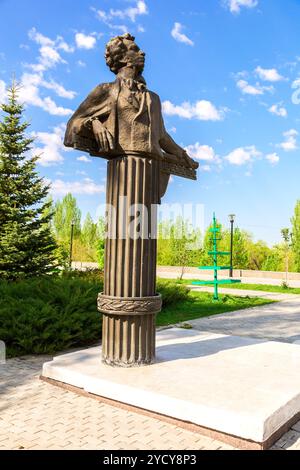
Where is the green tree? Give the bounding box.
[78,212,99,262]
[97,216,106,270]
[82,213,97,249]
[53,193,81,242]
[157,217,203,271]
[222,228,251,269]
[247,240,271,270]
[0,82,57,280]
[291,200,300,272]
[169,218,192,278]
[261,245,284,272]
[52,193,82,265]
[157,220,173,266]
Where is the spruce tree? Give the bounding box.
[0,82,57,280]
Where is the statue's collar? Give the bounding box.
[117,69,146,86]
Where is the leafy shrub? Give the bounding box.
[0,275,189,357]
[0,277,102,358]
[61,268,104,283]
[156,279,190,306]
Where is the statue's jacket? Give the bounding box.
[64,78,182,160]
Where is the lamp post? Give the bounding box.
[228,214,236,278]
[69,218,75,269]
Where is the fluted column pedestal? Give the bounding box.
[97,154,162,366]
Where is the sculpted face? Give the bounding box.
[121,39,145,73]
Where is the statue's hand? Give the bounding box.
[92,120,115,152]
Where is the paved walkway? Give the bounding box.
[0,353,300,450]
[188,288,300,344]
[0,356,235,450]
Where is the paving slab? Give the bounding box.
[42,328,300,449]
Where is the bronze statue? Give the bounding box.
[64,33,198,367]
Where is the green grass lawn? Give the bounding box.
[165,278,300,295]
[211,282,300,295]
[157,291,274,327]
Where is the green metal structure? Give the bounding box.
[192,213,241,300]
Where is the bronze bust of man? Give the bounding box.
[64,33,198,182]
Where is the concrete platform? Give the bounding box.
[42,328,300,449]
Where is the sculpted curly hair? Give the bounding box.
[105,33,136,74]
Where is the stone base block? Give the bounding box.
[42,328,300,449]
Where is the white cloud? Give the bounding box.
[266,153,280,165]
[185,143,221,171]
[56,37,75,53]
[32,124,71,167]
[50,178,105,196]
[28,28,55,47]
[94,8,127,32]
[19,72,73,116]
[255,66,284,82]
[0,79,6,103]
[201,165,212,172]
[110,0,148,22]
[109,24,128,33]
[42,97,73,116]
[94,0,148,29]
[185,143,217,161]
[171,23,194,46]
[96,10,108,21]
[29,43,65,73]
[279,129,298,152]
[77,155,92,163]
[94,11,127,33]
[237,79,263,95]
[237,79,274,95]
[27,27,76,73]
[40,45,64,68]
[75,33,97,50]
[77,60,86,67]
[225,0,258,14]
[225,146,261,165]
[39,78,76,99]
[28,27,74,55]
[268,104,287,118]
[162,99,225,121]
[21,28,75,115]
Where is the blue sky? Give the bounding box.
[1,0,300,245]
